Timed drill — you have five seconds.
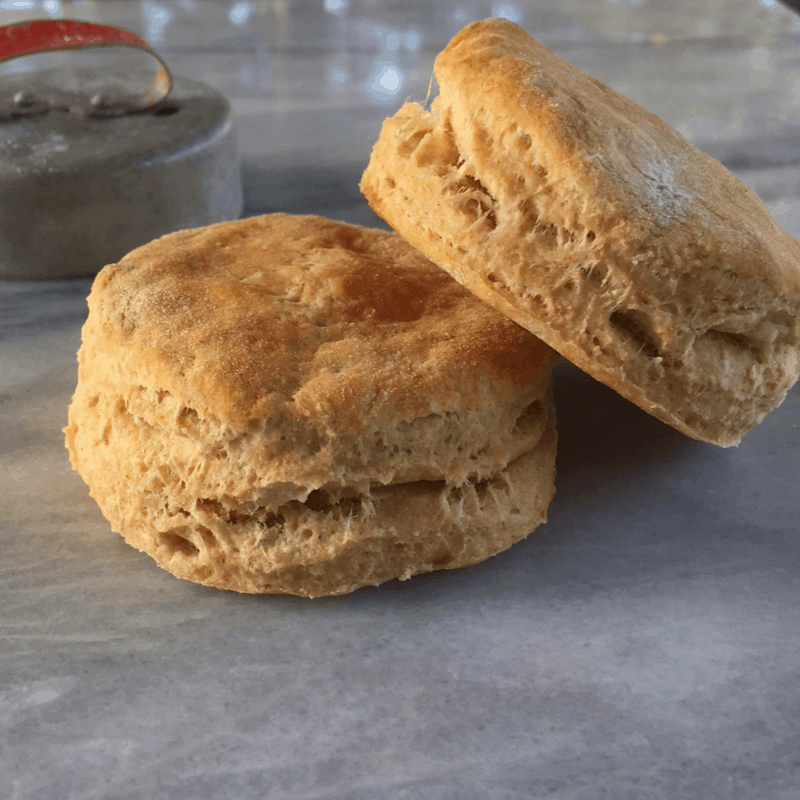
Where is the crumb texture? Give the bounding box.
[360,18,800,446]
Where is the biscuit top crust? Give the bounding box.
[88,214,550,431]
[433,18,800,296]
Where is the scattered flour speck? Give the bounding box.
[640,156,692,216]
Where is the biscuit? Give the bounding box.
[360,18,800,446]
[65,213,558,597]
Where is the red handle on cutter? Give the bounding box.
[0,18,172,108]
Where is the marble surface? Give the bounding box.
[2,1,800,798]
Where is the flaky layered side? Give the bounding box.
[360,18,800,446]
[66,378,556,597]
[65,213,558,597]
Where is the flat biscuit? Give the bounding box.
[65,213,558,597]
[360,18,800,446]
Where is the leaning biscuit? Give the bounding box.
[360,18,800,447]
[65,213,558,597]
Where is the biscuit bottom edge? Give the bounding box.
[109,415,557,598]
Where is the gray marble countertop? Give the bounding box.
[2,2,800,798]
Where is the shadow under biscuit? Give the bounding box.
[549,361,702,503]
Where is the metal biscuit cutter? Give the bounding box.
[0,19,243,280]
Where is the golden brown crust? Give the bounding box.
[360,18,800,446]
[65,213,558,596]
[92,213,549,431]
